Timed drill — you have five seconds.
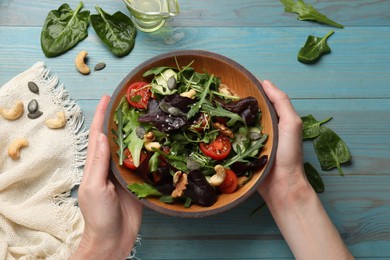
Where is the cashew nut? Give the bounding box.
[209,165,227,186]
[173,171,182,184]
[8,138,29,160]
[0,100,24,120]
[143,131,155,142]
[45,111,66,129]
[75,51,90,75]
[180,89,197,99]
[144,141,161,152]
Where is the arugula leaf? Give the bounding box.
[90,6,136,57]
[159,195,174,204]
[41,2,90,57]
[154,149,188,172]
[301,114,332,139]
[149,152,160,173]
[187,75,214,119]
[313,126,351,176]
[128,183,162,198]
[304,162,324,193]
[123,108,141,134]
[280,0,344,28]
[298,31,334,64]
[224,134,268,167]
[202,102,244,127]
[115,102,125,165]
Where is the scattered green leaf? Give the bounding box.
[313,126,351,176]
[250,201,267,217]
[304,162,324,193]
[301,114,332,139]
[280,0,344,28]
[90,6,137,57]
[41,2,90,57]
[298,30,334,64]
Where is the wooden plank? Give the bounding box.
[0,26,389,99]
[134,175,390,259]
[1,0,389,27]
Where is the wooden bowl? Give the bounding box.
[104,50,278,218]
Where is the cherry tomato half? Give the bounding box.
[123,148,148,170]
[200,134,231,160]
[126,81,151,109]
[218,169,238,194]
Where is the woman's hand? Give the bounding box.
[258,80,353,260]
[71,96,143,260]
[258,80,308,205]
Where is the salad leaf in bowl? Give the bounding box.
[104,50,278,217]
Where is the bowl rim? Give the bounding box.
[103,50,278,218]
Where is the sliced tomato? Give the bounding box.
[218,169,238,194]
[126,81,151,109]
[123,148,148,170]
[200,134,231,160]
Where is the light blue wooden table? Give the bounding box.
[1,0,390,259]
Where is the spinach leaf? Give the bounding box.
[304,162,324,193]
[280,0,344,28]
[90,6,136,57]
[128,183,162,198]
[298,31,334,64]
[301,114,332,139]
[41,2,90,57]
[313,126,351,176]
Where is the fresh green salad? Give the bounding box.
[112,61,268,207]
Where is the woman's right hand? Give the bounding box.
[257,80,354,260]
[258,80,308,204]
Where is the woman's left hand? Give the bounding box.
[71,96,143,259]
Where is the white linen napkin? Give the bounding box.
[0,62,86,259]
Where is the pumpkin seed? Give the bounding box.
[135,126,146,139]
[28,81,39,94]
[28,99,39,114]
[167,76,176,90]
[94,62,106,71]
[28,110,43,119]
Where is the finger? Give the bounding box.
[262,80,300,124]
[86,133,111,185]
[85,96,111,173]
[90,95,111,134]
